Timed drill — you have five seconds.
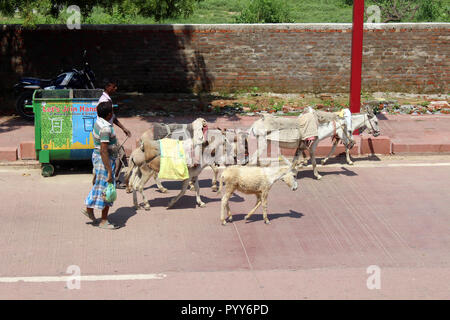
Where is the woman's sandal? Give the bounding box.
[81,209,96,222]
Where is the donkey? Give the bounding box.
[250,107,380,180]
[318,110,381,166]
[125,128,238,210]
[125,118,208,194]
[297,108,380,179]
[126,144,209,210]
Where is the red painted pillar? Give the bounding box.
[349,0,365,115]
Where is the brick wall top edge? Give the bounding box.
[2,22,449,32]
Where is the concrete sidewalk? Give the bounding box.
[2,113,450,162]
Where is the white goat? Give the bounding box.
[218,156,298,225]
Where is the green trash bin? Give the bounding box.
[29,89,110,176]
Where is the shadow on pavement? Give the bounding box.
[0,116,33,134]
[144,194,221,210]
[230,210,304,223]
[310,153,381,166]
[49,160,93,175]
[298,166,358,180]
[143,178,213,191]
[108,206,138,227]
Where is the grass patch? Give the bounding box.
[1,0,447,24]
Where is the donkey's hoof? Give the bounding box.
[221,220,227,226]
[316,175,322,180]
[227,216,233,222]
[264,219,271,225]
[211,186,218,192]
[159,188,168,193]
[321,160,327,165]
[198,202,206,208]
[348,161,354,165]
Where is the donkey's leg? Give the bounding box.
[302,150,309,166]
[137,166,154,211]
[194,177,206,208]
[226,199,232,222]
[155,176,168,193]
[129,167,141,209]
[322,139,339,165]
[261,192,270,224]
[220,189,233,225]
[309,139,322,180]
[211,164,219,192]
[167,179,190,209]
[244,194,262,221]
[292,143,304,168]
[346,146,354,165]
[132,190,138,210]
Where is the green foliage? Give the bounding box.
[0,0,203,26]
[234,0,293,23]
[250,86,259,95]
[370,0,449,22]
[1,0,448,24]
[416,0,449,22]
[272,102,283,112]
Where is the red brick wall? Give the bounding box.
[0,24,448,96]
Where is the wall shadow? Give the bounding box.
[0,116,33,134]
[0,24,222,117]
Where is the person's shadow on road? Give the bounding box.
[106,206,137,227]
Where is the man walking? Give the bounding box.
[99,80,131,186]
[82,101,120,229]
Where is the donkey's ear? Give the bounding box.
[364,104,375,116]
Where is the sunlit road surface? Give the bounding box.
[0,155,449,299]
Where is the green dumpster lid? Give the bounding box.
[73,89,103,99]
[34,89,71,99]
[33,89,104,100]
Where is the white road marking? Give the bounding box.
[217,161,450,169]
[0,273,167,283]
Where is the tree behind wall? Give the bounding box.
[0,0,203,25]
[370,0,448,22]
[235,0,294,23]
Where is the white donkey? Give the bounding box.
[250,107,380,180]
[299,108,380,173]
[318,111,381,166]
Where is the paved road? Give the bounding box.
[0,155,449,299]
